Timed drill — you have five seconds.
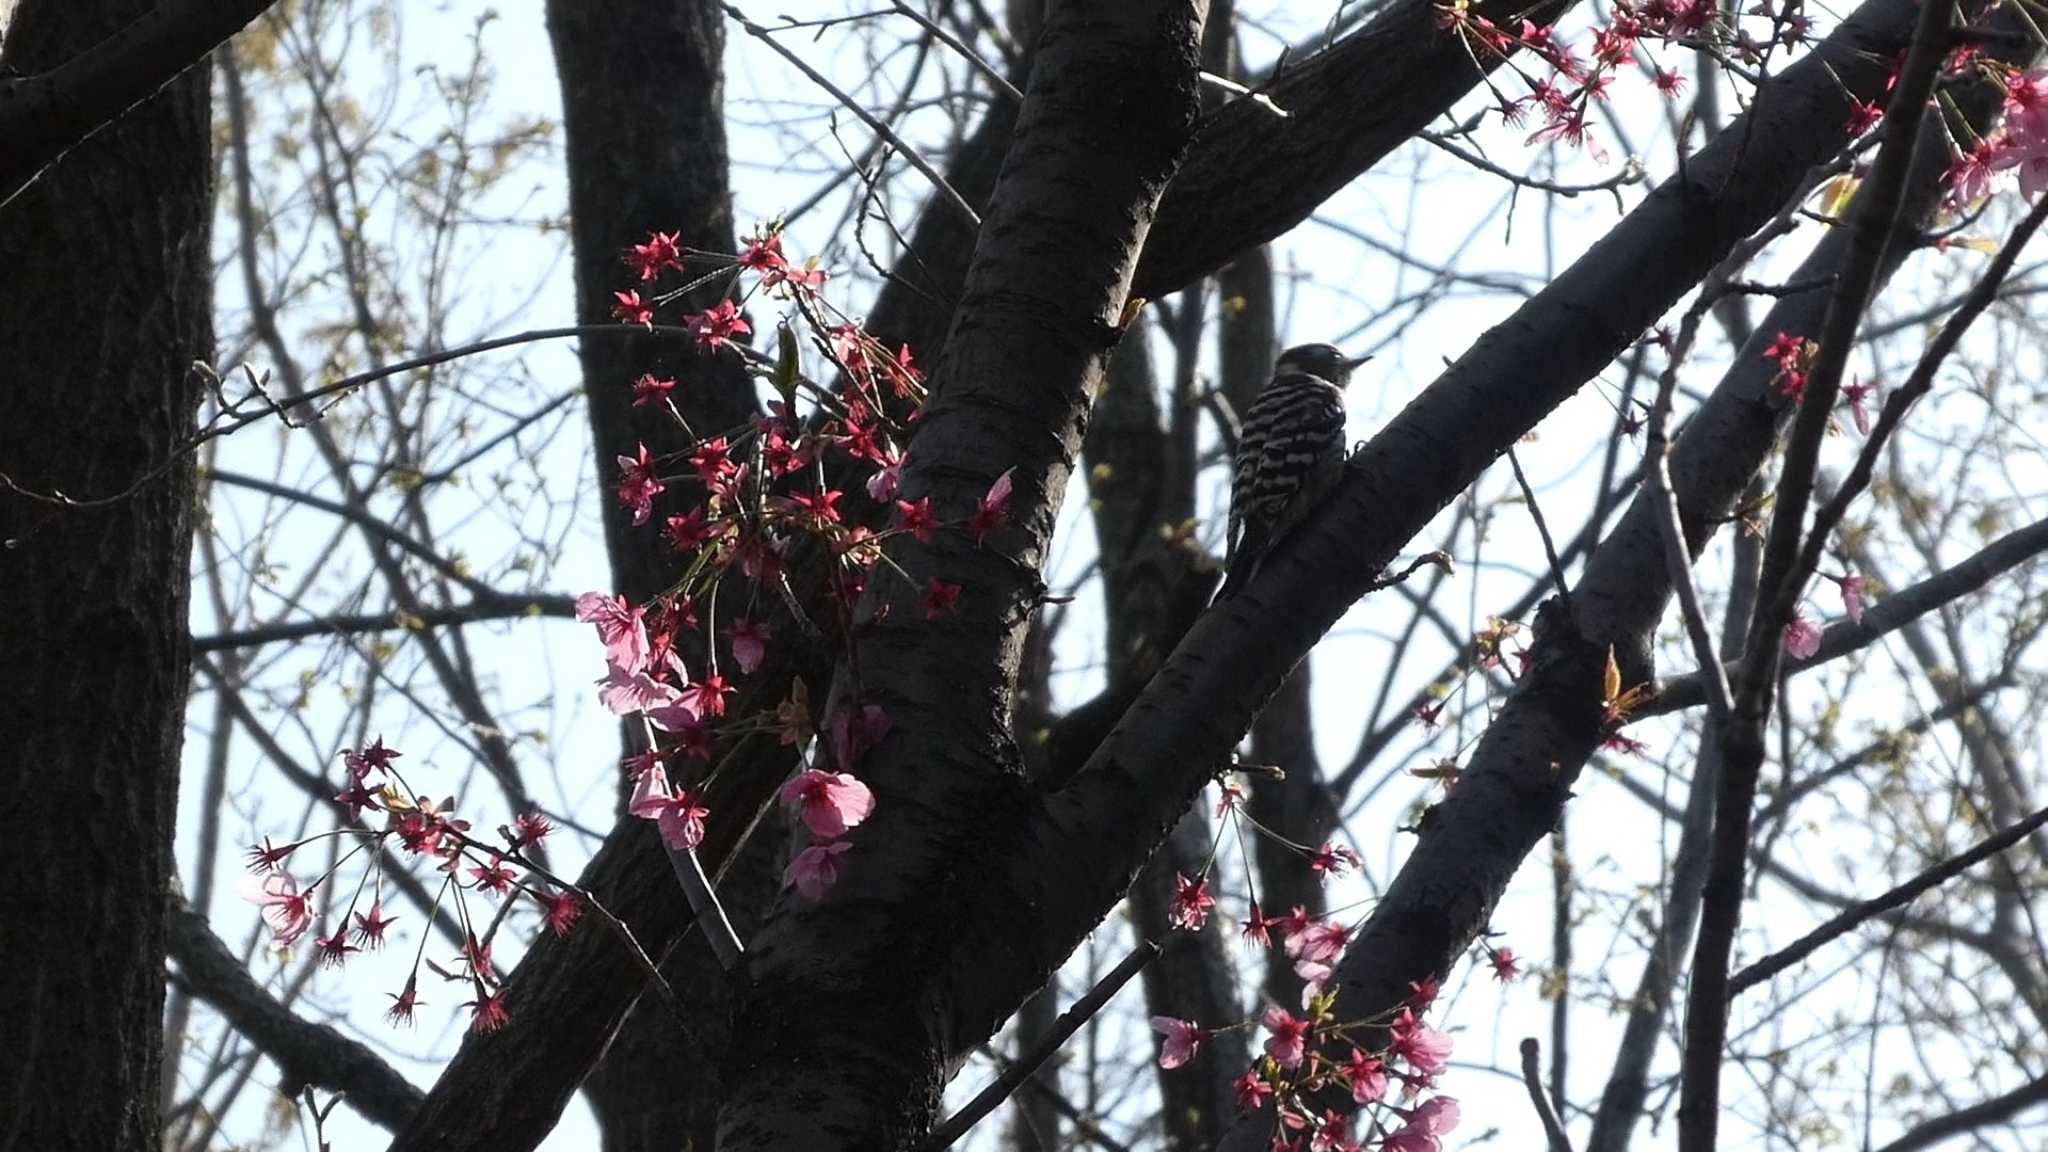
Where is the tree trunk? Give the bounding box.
[0,2,213,1149]
[544,3,775,1149]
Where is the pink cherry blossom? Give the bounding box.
[1387,1007,1453,1076]
[968,467,1015,544]
[629,766,709,851]
[596,665,683,716]
[784,839,854,900]
[1150,1016,1205,1069]
[647,698,703,739]
[615,444,665,525]
[1261,1006,1311,1069]
[576,592,651,674]
[1169,873,1215,931]
[1841,379,1876,436]
[1838,574,1868,625]
[1783,613,1824,660]
[778,769,876,838]
[1406,973,1441,1012]
[686,299,751,353]
[1284,917,1348,966]
[249,872,313,947]
[1384,1097,1463,1152]
[1343,1050,1387,1104]
[727,618,769,675]
[1233,1069,1273,1111]
[1491,946,1521,981]
[866,453,905,502]
[631,374,676,407]
[829,704,893,773]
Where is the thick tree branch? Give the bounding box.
[1645,515,2048,716]
[1024,10,1930,1122]
[163,890,422,1132]
[1728,803,2048,996]
[0,0,276,205]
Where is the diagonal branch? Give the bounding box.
[164,889,422,1132]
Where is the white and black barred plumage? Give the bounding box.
[1218,343,1365,599]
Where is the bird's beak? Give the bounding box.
[1344,353,1373,368]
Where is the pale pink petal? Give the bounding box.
[784,840,854,900]
[1149,1017,1204,1070]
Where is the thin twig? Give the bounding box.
[1643,515,2048,718]
[0,324,709,510]
[1796,190,2048,599]
[726,3,982,230]
[1641,303,1734,720]
[1506,446,1571,608]
[636,716,747,966]
[1420,129,1644,204]
[1198,70,1291,117]
[890,1,1023,105]
[1519,1038,1575,1152]
[924,941,1159,1151]
[1729,803,2048,995]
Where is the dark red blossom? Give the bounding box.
[612,290,653,328]
[686,299,751,353]
[623,230,683,282]
[921,577,962,619]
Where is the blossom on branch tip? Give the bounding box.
[534,889,583,938]
[778,769,875,838]
[1836,574,1868,624]
[686,299,751,353]
[576,592,651,675]
[349,902,399,951]
[968,468,1015,544]
[612,289,653,328]
[1233,1069,1273,1111]
[1150,1017,1205,1069]
[727,618,769,675]
[631,374,676,407]
[1261,1006,1311,1069]
[614,444,664,526]
[629,766,709,851]
[623,231,683,282]
[1783,613,1824,660]
[249,872,313,947]
[596,665,683,717]
[1387,1008,1453,1075]
[784,839,854,900]
[1169,873,1215,931]
[921,578,962,619]
[386,977,421,1027]
[1342,1050,1387,1104]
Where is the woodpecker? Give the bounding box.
[1218,342,1369,600]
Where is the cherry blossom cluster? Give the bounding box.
[583,222,1021,906]
[1944,67,2048,207]
[1437,0,1805,166]
[245,739,580,1033]
[1144,782,1514,1151]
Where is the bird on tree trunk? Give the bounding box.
[1218,342,1368,599]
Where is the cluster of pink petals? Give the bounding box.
[629,762,709,852]
[779,710,888,900]
[1948,70,2048,207]
[1382,1097,1462,1152]
[250,872,313,947]
[1170,873,1216,931]
[1386,1007,1454,1077]
[1782,613,1824,661]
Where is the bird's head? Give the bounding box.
[1275,342,1372,386]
